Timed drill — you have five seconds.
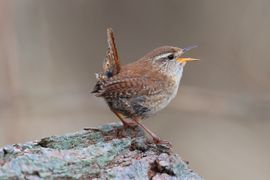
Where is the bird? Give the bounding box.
[92,28,199,145]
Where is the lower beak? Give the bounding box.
[176,57,200,63]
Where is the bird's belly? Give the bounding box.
[142,86,179,116]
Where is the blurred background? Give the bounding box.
[1,0,270,179]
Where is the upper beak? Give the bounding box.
[182,45,198,53]
[177,45,199,63]
[176,57,200,63]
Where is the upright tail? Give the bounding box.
[102,28,121,78]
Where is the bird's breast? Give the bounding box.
[142,71,183,117]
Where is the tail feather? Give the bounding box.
[92,28,121,96]
[102,28,121,78]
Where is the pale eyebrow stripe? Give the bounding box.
[154,53,173,60]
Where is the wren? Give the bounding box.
[92,28,199,145]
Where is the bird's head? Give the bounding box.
[144,45,199,75]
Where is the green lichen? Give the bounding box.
[0,122,203,179]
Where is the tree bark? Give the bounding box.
[0,122,203,180]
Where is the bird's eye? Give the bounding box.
[167,54,174,60]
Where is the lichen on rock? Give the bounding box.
[0,122,203,180]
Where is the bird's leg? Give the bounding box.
[132,117,172,147]
[112,111,138,127]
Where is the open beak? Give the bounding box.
[176,45,199,63]
[176,57,199,63]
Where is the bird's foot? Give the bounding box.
[152,137,172,148]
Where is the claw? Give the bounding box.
[153,137,172,148]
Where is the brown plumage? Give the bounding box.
[103,28,121,77]
[92,28,199,145]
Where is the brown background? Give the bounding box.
[1,0,270,179]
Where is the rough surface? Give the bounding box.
[0,123,203,180]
